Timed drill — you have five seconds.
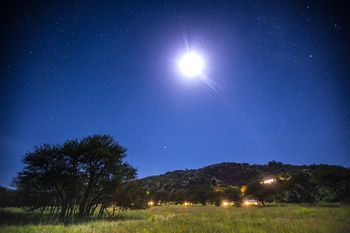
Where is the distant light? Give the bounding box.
[261,178,276,184]
[221,201,235,207]
[243,200,259,206]
[148,201,154,206]
[240,185,247,194]
[178,52,204,78]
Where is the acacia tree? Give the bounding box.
[112,181,147,215]
[188,184,213,205]
[171,190,187,204]
[313,165,350,203]
[153,190,170,204]
[14,144,64,214]
[281,171,317,203]
[14,134,137,218]
[76,135,137,217]
[245,181,278,206]
[223,186,242,204]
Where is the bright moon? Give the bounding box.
[178,52,204,78]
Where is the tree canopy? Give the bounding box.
[13,134,142,218]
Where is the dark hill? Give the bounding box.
[138,161,316,192]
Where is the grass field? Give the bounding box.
[1,205,350,233]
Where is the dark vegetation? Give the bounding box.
[0,135,147,219]
[0,135,349,222]
[138,161,350,205]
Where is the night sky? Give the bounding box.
[1,0,349,187]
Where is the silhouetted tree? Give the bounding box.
[153,190,170,204]
[14,144,63,214]
[210,188,224,206]
[223,186,242,204]
[76,135,136,217]
[171,190,187,204]
[245,181,278,206]
[281,171,317,203]
[14,134,138,218]
[0,186,18,208]
[313,165,350,203]
[188,184,212,205]
[112,181,147,215]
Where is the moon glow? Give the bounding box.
[178,52,204,78]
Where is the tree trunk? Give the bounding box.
[105,207,111,217]
[91,203,98,216]
[79,175,94,217]
[60,203,67,218]
[98,205,105,217]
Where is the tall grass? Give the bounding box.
[1,204,349,233]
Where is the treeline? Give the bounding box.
[147,184,242,206]
[142,165,350,206]
[244,165,350,205]
[140,162,350,205]
[1,135,147,218]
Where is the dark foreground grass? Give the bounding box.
[1,205,350,233]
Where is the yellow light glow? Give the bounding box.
[243,200,259,206]
[147,201,154,206]
[184,201,192,206]
[241,185,247,194]
[261,178,276,184]
[221,201,234,207]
